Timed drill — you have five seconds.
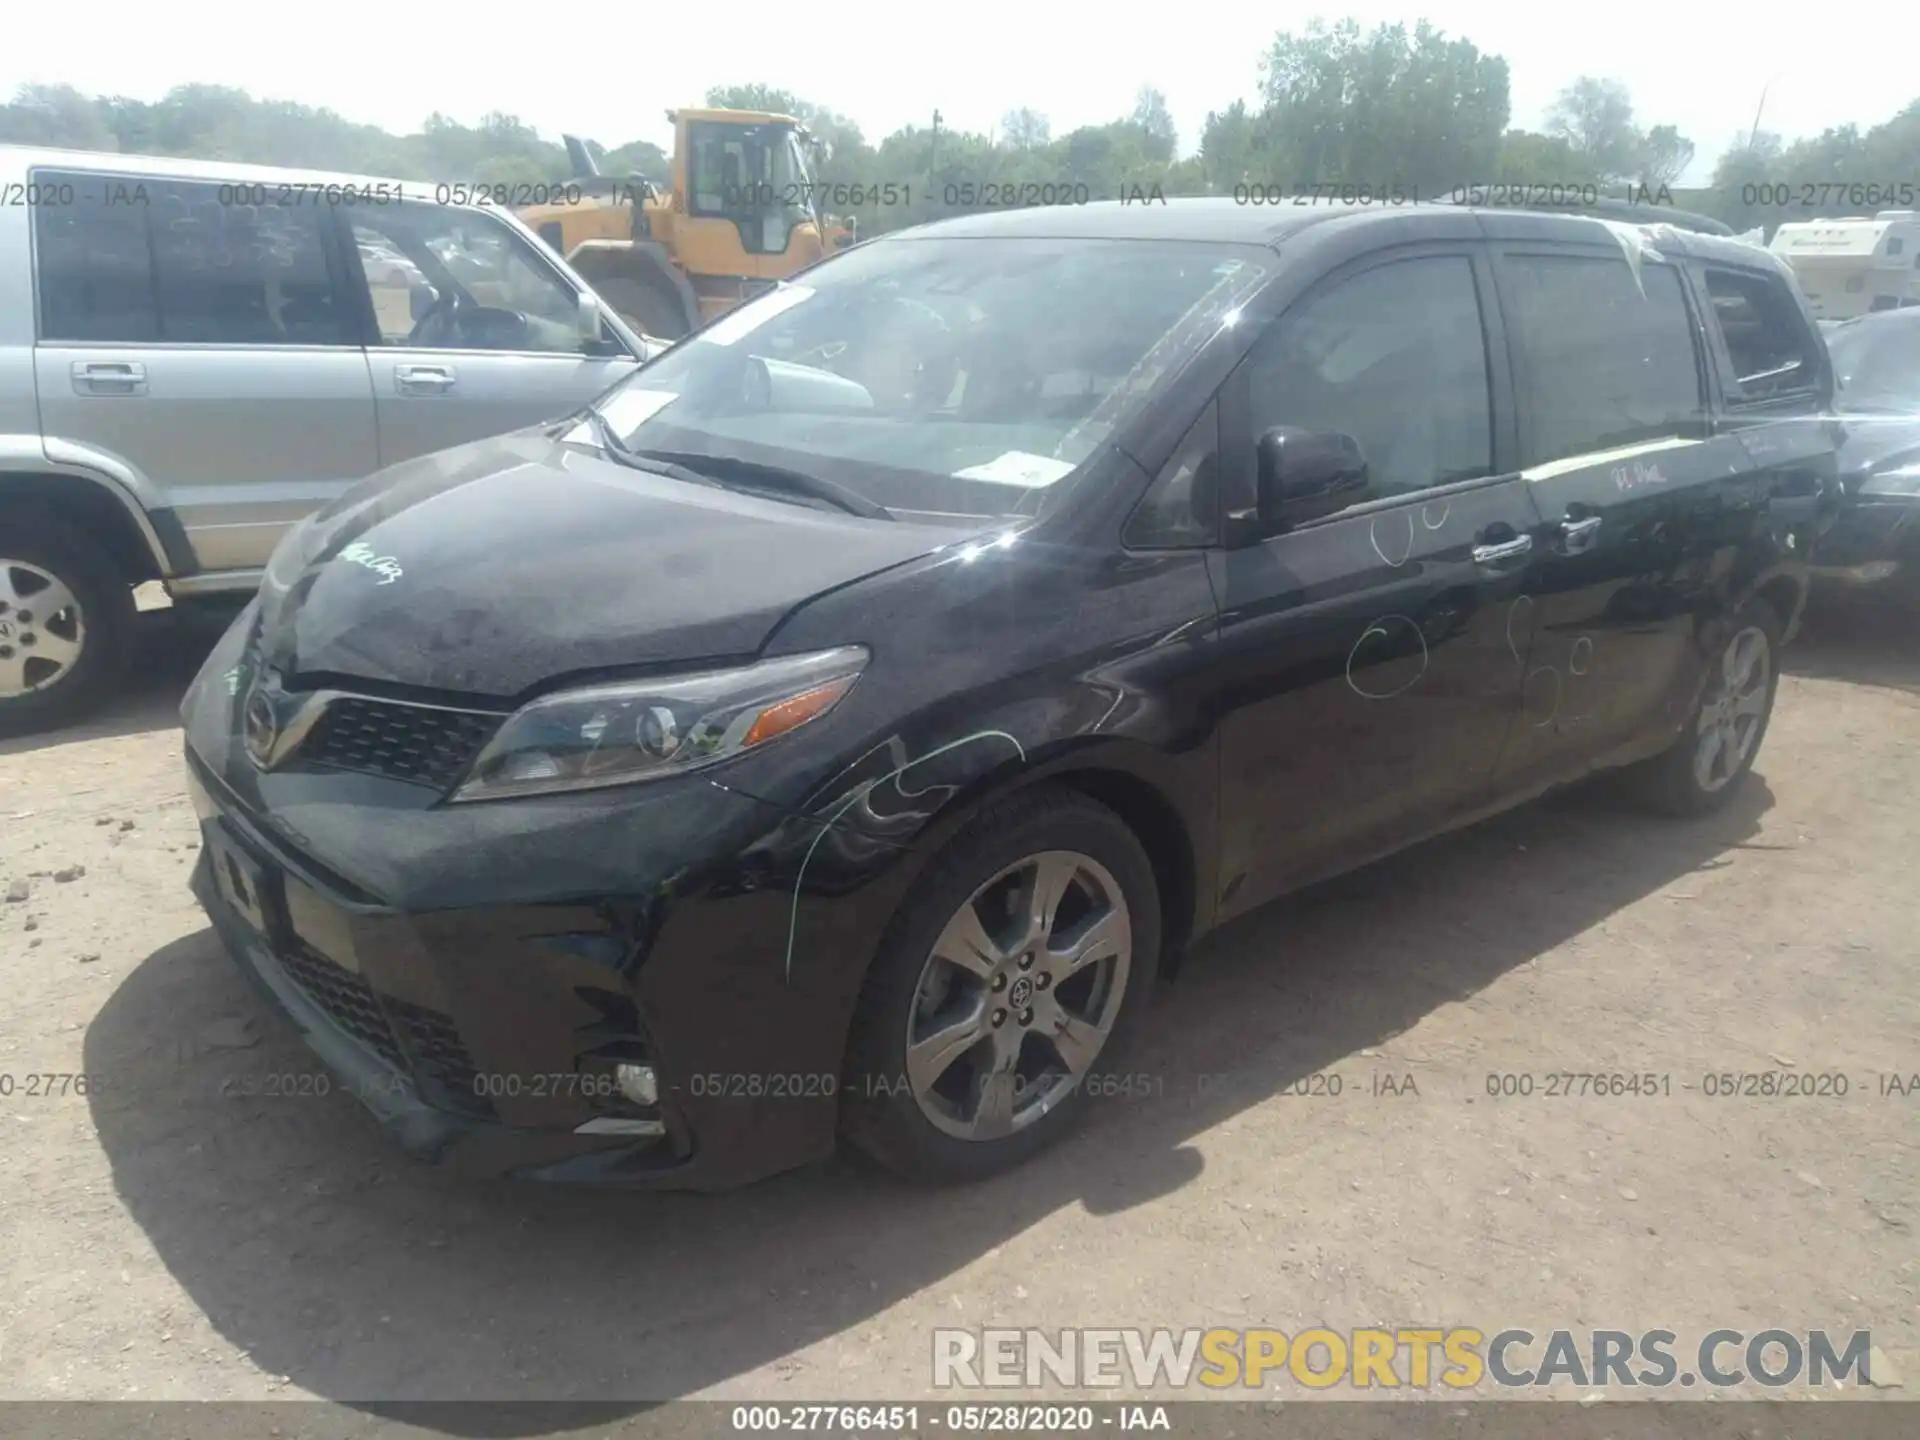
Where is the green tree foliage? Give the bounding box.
[3,32,1910,243]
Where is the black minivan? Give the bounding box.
[182,199,1834,1189]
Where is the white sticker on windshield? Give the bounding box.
[599,388,679,432]
[954,452,1078,488]
[698,285,816,347]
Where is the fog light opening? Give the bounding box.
[616,1063,658,1108]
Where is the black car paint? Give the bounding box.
[1807,311,1920,597]
[181,203,1828,1189]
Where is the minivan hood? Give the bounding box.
[256,430,955,697]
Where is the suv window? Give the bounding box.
[1127,402,1219,548]
[34,173,158,343]
[1700,267,1819,402]
[350,205,592,354]
[35,172,347,346]
[1246,255,1493,505]
[1503,254,1702,465]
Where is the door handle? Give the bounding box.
[1471,533,1534,565]
[1556,515,1603,553]
[71,360,146,395]
[394,363,457,395]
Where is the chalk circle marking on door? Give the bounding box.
[1370,512,1415,568]
[1505,595,1534,667]
[1346,614,1430,701]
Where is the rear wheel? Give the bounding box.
[1631,597,1782,817]
[842,788,1159,1184]
[592,277,690,342]
[0,519,135,737]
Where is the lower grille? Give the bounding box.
[388,995,493,1118]
[301,696,502,792]
[279,941,407,1073]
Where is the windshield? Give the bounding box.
[589,237,1268,520]
[1830,317,1920,411]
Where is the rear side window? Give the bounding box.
[34,173,159,343]
[33,170,349,346]
[1700,267,1820,403]
[1502,253,1703,466]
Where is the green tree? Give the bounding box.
[1545,77,1641,180]
[1258,20,1509,191]
[1636,124,1695,188]
[1001,107,1051,150]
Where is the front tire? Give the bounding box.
[842,787,1160,1184]
[0,520,135,737]
[1632,597,1783,817]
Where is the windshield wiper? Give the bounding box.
[631,448,894,521]
[575,409,728,488]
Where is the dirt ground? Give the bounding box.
[1,597,1916,1414]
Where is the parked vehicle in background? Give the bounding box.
[1770,211,1920,320]
[1810,307,1920,602]
[517,113,857,342]
[180,199,1825,1191]
[0,145,663,736]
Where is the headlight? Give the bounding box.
[450,646,868,802]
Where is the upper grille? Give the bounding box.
[301,697,501,792]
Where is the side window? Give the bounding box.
[34,171,158,343]
[1503,254,1703,464]
[350,206,589,354]
[1245,256,1492,506]
[1700,267,1820,403]
[146,181,347,345]
[687,124,733,218]
[1126,402,1219,548]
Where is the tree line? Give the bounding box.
[3,19,1916,239]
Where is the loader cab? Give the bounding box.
[673,109,829,272]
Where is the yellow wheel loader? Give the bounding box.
[520,109,855,342]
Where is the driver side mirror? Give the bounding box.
[408,283,436,323]
[576,290,604,342]
[1256,427,1370,533]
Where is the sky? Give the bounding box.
[5,1,1914,184]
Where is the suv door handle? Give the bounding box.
[1556,515,1603,552]
[1471,533,1534,565]
[72,360,146,395]
[394,363,457,395]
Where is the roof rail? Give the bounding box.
[1437,192,1733,237]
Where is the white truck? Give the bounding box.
[1770,210,1920,320]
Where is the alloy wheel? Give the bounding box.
[904,850,1132,1142]
[1692,625,1771,794]
[0,560,86,699]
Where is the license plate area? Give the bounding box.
[205,823,282,942]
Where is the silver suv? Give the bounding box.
[0,146,657,733]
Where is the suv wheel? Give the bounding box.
[1632,596,1782,817]
[0,520,135,737]
[842,787,1159,1184]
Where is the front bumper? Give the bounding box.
[179,618,920,1190]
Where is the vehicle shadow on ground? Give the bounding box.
[84,772,1771,1425]
[1786,598,1920,695]
[0,606,224,758]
